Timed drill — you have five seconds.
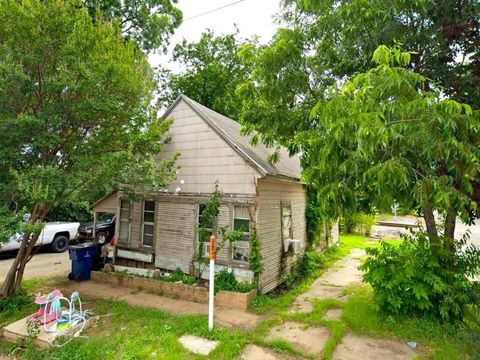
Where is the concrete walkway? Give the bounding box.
[240,248,417,360]
[290,248,366,313]
[60,281,262,330]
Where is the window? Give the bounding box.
[198,204,213,257]
[118,199,131,245]
[281,203,293,240]
[142,200,155,247]
[232,206,250,261]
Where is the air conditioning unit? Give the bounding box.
[290,239,302,254]
[283,239,302,254]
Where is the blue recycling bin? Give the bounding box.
[68,242,100,281]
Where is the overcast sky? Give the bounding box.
[149,0,281,70]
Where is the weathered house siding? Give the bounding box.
[155,201,196,273]
[156,99,261,195]
[92,192,118,213]
[256,177,307,293]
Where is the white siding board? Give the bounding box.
[156,99,261,195]
[256,178,307,293]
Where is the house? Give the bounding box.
[92,95,308,293]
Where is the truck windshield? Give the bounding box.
[98,213,115,222]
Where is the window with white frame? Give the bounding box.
[198,204,213,257]
[281,202,293,240]
[232,206,250,262]
[142,200,155,247]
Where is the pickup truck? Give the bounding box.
[0,217,80,253]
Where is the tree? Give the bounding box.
[84,0,182,52]
[0,0,177,298]
[237,0,480,144]
[158,30,252,120]
[243,44,480,253]
[236,0,480,237]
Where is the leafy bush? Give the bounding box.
[284,251,326,288]
[162,268,196,285]
[362,232,480,321]
[341,212,377,235]
[235,281,254,293]
[0,293,31,317]
[214,268,237,293]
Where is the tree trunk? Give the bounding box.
[423,203,440,251]
[444,208,456,253]
[0,204,49,298]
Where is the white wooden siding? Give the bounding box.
[92,192,118,213]
[154,201,196,272]
[256,177,307,293]
[156,99,261,194]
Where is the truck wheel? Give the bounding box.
[51,235,68,253]
[96,231,108,244]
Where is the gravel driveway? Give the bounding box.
[0,249,70,280]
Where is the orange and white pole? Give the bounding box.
[208,235,216,331]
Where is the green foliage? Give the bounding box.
[83,0,182,51]
[0,0,179,297]
[160,268,196,285]
[341,212,377,236]
[0,207,23,244]
[362,231,480,321]
[248,231,263,285]
[0,293,31,317]
[196,183,222,259]
[342,285,472,360]
[214,268,237,294]
[45,201,92,223]
[224,229,243,244]
[284,251,326,289]
[213,268,254,294]
[158,29,252,119]
[234,281,254,294]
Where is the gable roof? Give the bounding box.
[162,95,302,181]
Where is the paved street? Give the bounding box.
[374,216,480,248]
[0,249,70,280]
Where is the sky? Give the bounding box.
[149,0,282,70]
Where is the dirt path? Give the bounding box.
[241,249,417,360]
[0,250,70,280]
[60,280,263,330]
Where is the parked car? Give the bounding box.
[77,213,115,245]
[1,215,80,253]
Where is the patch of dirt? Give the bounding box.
[324,308,343,320]
[240,344,296,360]
[61,280,261,329]
[332,333,416,360]
[215,308,263,330]
[266,321,330,356]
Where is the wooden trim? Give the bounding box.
[140,198,156,248]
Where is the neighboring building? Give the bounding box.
[93,95,307,293]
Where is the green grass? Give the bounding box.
[0,234,473,359]
[342,285,474,360]
[250,234,375,314]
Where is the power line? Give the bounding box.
[183,0,247,22]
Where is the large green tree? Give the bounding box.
[237,0,480,236]
[158,30,252,119]
[238,0,480,141]
[0,0,177,297]
[84,0,182,51]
